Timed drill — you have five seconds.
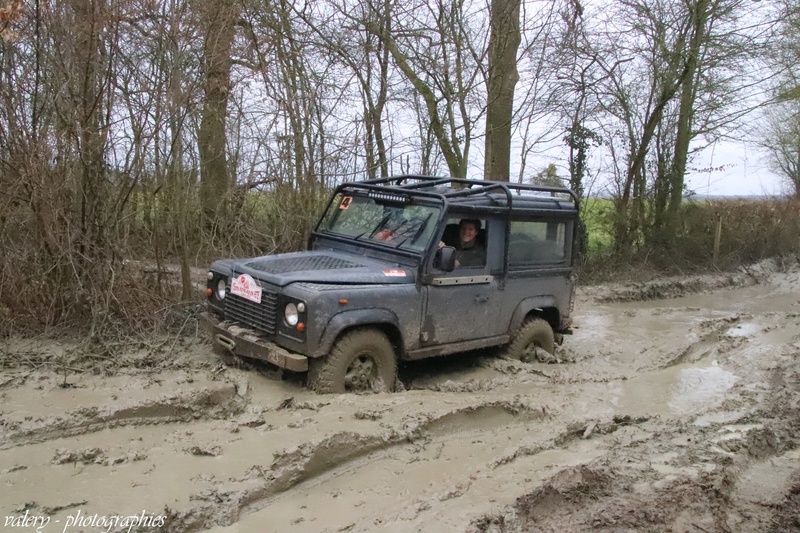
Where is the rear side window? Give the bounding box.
[509,220,569,267]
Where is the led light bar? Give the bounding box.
[368,191,411,204]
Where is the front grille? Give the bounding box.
[224,287,278,335]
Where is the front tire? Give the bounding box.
[507,318,555,363]
[307,329,397,394]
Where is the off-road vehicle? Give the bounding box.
[202,176,579,393]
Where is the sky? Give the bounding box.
[514,138,789,199]
[685,140,787,197]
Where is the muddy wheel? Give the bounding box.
[507,318,555,363]
[307,329,397,394]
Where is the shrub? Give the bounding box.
[579,197,800,282]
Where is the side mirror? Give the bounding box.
[434,246,456,272]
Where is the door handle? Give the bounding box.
[475,296,489,303]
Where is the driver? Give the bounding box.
[440,218,485,267]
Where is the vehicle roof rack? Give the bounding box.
[334,175,579,214]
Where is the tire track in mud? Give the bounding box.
[164,405,656,532]
[469,358,800,533]
[0,383,248,450]
[660,315,748,369]
[160,401,553,532]
[546,313,753,386]
[478,422,800,533]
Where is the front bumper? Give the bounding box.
[201,312,309,372]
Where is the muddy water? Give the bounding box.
[2,262,799,532]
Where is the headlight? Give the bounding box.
[216,278,226,300]
[284,303,299,326]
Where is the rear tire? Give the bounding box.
[307,329,397,394]
[507,318,555,363]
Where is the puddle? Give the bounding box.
[725,323,761,338]
[668,366,738,414]
[572,313,614,340]
[574,306,712,344]
[615,362,738,417]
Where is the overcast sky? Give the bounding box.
[686,141,786,197]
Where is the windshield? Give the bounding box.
[319,193,440,252]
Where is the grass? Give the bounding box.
[581,197,615,252]
[577,196,800,282]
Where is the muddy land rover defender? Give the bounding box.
[202,176,579,393]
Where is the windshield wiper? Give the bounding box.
[410,213,433,245]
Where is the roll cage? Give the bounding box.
[311,175,580,273]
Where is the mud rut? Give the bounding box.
[1,259,799,532]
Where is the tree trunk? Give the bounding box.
[69,0,112,287]
[663,0,709,237]
[197,0,237,225]
[484,0,521,182]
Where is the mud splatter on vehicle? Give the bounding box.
[202,176,580,394]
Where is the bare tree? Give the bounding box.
[550,2,603,199]
[196,0,237,224]
[292,0,394,179]
[565,0,775,255]
[651,0,776,244]
[586,0,694,254]
[484,0,520,181]
[366,0,484,178]
[760,102,800,197]
[238,0,347,247]
[760,0,800,198]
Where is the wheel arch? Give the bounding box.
[508,297,561,335]
[313,309,404,359]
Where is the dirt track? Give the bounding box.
[2,258,799,533]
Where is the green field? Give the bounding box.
[581,197,615,252]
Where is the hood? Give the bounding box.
[226,251,416,287]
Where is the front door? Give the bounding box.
[422,275,503,345]
[421,216,505,346]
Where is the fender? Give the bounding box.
[508,296,559,334]
[313,308,402,358]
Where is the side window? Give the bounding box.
[440,217,487,269]
[509,220,569,268]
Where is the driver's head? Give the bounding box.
[459,219,481,245]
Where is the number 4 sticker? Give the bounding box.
[339,196,352,210]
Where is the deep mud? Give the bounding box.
[2,257,799,532]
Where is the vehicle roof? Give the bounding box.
[335,175,579,216]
